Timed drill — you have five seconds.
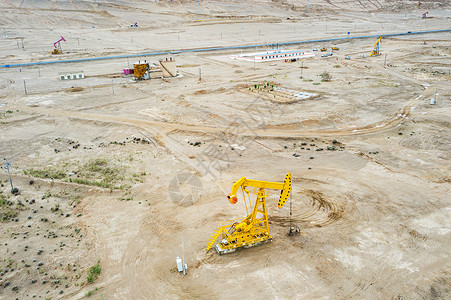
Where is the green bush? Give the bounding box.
[320,71,332,82]
[87,261,101,283]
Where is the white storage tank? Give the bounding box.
[176,257,183,272]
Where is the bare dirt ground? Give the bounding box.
[0,1,450,299]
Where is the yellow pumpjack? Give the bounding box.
[206,173,292,254]
[370,36,382,56]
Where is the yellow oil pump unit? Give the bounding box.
[206,173,292,254]
[370,36,382,56]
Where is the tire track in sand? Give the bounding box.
[9,90,425,140]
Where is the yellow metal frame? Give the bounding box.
[370,36,382,56]
[206,173,292,254]
[133,63,149,80]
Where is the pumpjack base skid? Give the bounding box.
[215,237,272,255]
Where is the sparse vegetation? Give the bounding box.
[86,287,98,296]
[68,178,113,189]
[24,157,145,191]
[69,194,83,206]
[51,203,60,212]
[376,79,399,88]
[24,168,66,180]
[78,158,125,188]
[1,193,18,222]
[85,158,108,171]
[320,71,332,82]
[87,261,101,283]
[0,193,7,205]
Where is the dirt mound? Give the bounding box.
[265,122,300,130]
[194,89,208,95]
[66,87,84,93]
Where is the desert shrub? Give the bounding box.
[87,261,101,283]
[320,71,332,82]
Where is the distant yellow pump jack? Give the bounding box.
[370,36,382,56]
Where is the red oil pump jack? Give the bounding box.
[51,36,66,54]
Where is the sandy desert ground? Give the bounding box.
[0,0,450,299]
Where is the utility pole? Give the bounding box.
[182,235,186,275]
[197,0,200,14]
[1,158,14,192]
[288,191,296,236]
[289,196,292,228]
[301,61,304,78]
[199,67,201,81]
[23,80,27,95]
[307,0,310,14]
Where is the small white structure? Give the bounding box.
[176,257,183,272]
[59,71,85,80]
[273,87,317,100]
[230,49,314,62]
[430,89,438,105]
[176,257,187,271]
